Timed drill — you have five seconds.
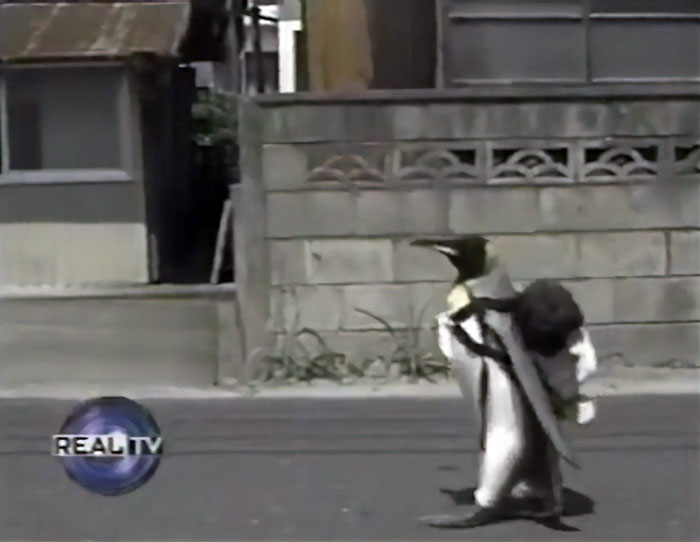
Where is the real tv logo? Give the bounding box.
[52,433,163,457]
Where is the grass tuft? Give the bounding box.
[252,291,450,387]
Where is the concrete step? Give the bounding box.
[0,285,241,388]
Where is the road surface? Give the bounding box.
[1,395,698,540]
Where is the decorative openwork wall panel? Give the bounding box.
[298,138,696,187]
[582,142,659,181]
[394,145,480,183]
[674,142,700,176]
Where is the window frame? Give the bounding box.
[0,62,139,185]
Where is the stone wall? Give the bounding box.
[236,86,700,375]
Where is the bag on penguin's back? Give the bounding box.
[512,279,584,358]
[511,279,593,422]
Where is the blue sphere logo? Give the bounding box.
[54,396,163,496]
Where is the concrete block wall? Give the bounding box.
[237,88,700,373]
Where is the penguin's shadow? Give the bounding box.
[439,486,594,531]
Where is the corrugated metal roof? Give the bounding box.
[0,2,192,62]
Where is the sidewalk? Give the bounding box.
[0,367,697,400]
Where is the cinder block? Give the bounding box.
[295,285,346,331]
[490,234,578,280]
[283,328,446,369]
[262,145,308,190]
[578,232,666,277]
[267,192,355,238]
[539,184,699,231]
[670,231,700,275]
[632,182,699,229]
[269,287,291,333]
[393,240,455,282]
[449,187,540,233]
[344,106,394,142]
[391,105,429,140]
[356,189,446,235]
[539,186,607,231]
[318,330,406,365]
[559,279,616,325]
[342,284,412,330]
[269,240,307,285]
[613,277,700,323]
[413,327,445,365]
[261,105,349,143]
[305,239,393,284]
[422,104,489,140]
[611,102,672,136]
[484,103,615,139]
[589,322,700,368]
[667,101,700,136]
[410,282,453,327]
[263,105,398,144]
[270,285,345,332]
[337,329,445,368]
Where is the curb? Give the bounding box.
[0,369,697,400]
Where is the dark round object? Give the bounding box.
[57,396,162,496]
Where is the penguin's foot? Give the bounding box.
[504,499,579,531]
[536,516,580,532]
[506,497,563,520]
[418,506,502,529]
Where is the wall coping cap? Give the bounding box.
[251,83,700,106]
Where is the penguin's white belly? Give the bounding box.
[483,356,527,438]
[437,311,525,432]
[437,312,483,414]
[436,310,529,508]
[476,355,530,508]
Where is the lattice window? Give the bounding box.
[489,146,572,183]
[673,144,700,176]
[306,145,388,185]
[583,144,658,180]
[394,147,480,182]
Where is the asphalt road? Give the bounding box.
[0,395,698,541]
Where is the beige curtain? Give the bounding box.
[304,0,374,91]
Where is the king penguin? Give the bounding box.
[410,235,597,529]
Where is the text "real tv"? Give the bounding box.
[52,434,163,457]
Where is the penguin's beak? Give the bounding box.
[409,238,440,248]
[409,238,458,256]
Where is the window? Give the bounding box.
[439,0,700,86]
[0,66,133,182]
[441,0,587,85]
[244,51,280,94]
[589,0,700,81]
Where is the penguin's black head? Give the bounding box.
[410,235,491,283]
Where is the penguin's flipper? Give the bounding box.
[484,310,581,469]
[418,507,502,529]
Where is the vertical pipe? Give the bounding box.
[0,76,9,174]
[251,5,265,93]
